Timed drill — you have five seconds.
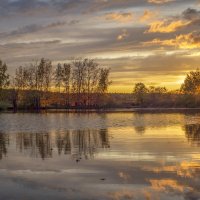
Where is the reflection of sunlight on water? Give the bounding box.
[0,113,200,199]
[0,123,200,161]
[97,152,158,161]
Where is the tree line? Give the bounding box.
[0,58,111,111]
[133,69,200,108]
[1,57,200,111]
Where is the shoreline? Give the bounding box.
[1,107,200,114]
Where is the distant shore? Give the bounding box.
[2,107,200,114]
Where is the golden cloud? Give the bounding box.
[105,12,133,23]
[140,10,157,22]
[143,32,200,49]
[146,20,190,33]
[148,0,174,4]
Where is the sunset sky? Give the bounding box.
[1,0,200,92]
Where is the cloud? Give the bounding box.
[182,8,200,21]
[143,32,200,49]
[0,21,67,39]
[181,8,200,26]
[105,12,133,23]
[117,29,129,40]
[148,0,175,4]
[140,10,157,22]
[146,19,190,33]
[0,0,199,92]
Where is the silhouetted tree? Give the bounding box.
[71,58,110,107]
[179,69,200,107]
[147,86,168,107]
[181,69,200,94]
[54,63,63,93]
[0,60,9,101]
[0,60,9,90]
[85,59,100,106]
[62,63,71,106]
[98,68,111,93]
[97,68,111,107]
[133,83,148,105]
[72,59,87,107]
[0,58,113,111]
[11,66,27,111]
[25,59,53,110]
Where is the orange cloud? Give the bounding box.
[105,12,133,23]
[146,20,190,33]
[140,10,157,22]
[148,0,174,4]
[143,32,200,49]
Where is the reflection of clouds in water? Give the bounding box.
[1,113,200,199]
[107,178,197,200]
[108,190,134,200]
[142,161,200,178]
[149,179,188,193]
[108,160,200,200]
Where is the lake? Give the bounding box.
[0,111,200,200]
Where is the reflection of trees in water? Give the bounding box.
[132,114,146,135]
[0,132,9,160]
[56,129,110,159]
[56,131,71,155]
[134,126,146,135]
[16,129,110,160]
[16,133,52,159]
[184,124,200,146]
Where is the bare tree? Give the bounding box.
[133,83,148,106]
[54,63,63,93]
[11,66,28,111]
[98,68,111,93]
[71,59,87,107]
[0,60,9,100]
[63,63,71,107]
[84,59,100,107]
[0,58,112,111]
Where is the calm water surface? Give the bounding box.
[0,112,200,200]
